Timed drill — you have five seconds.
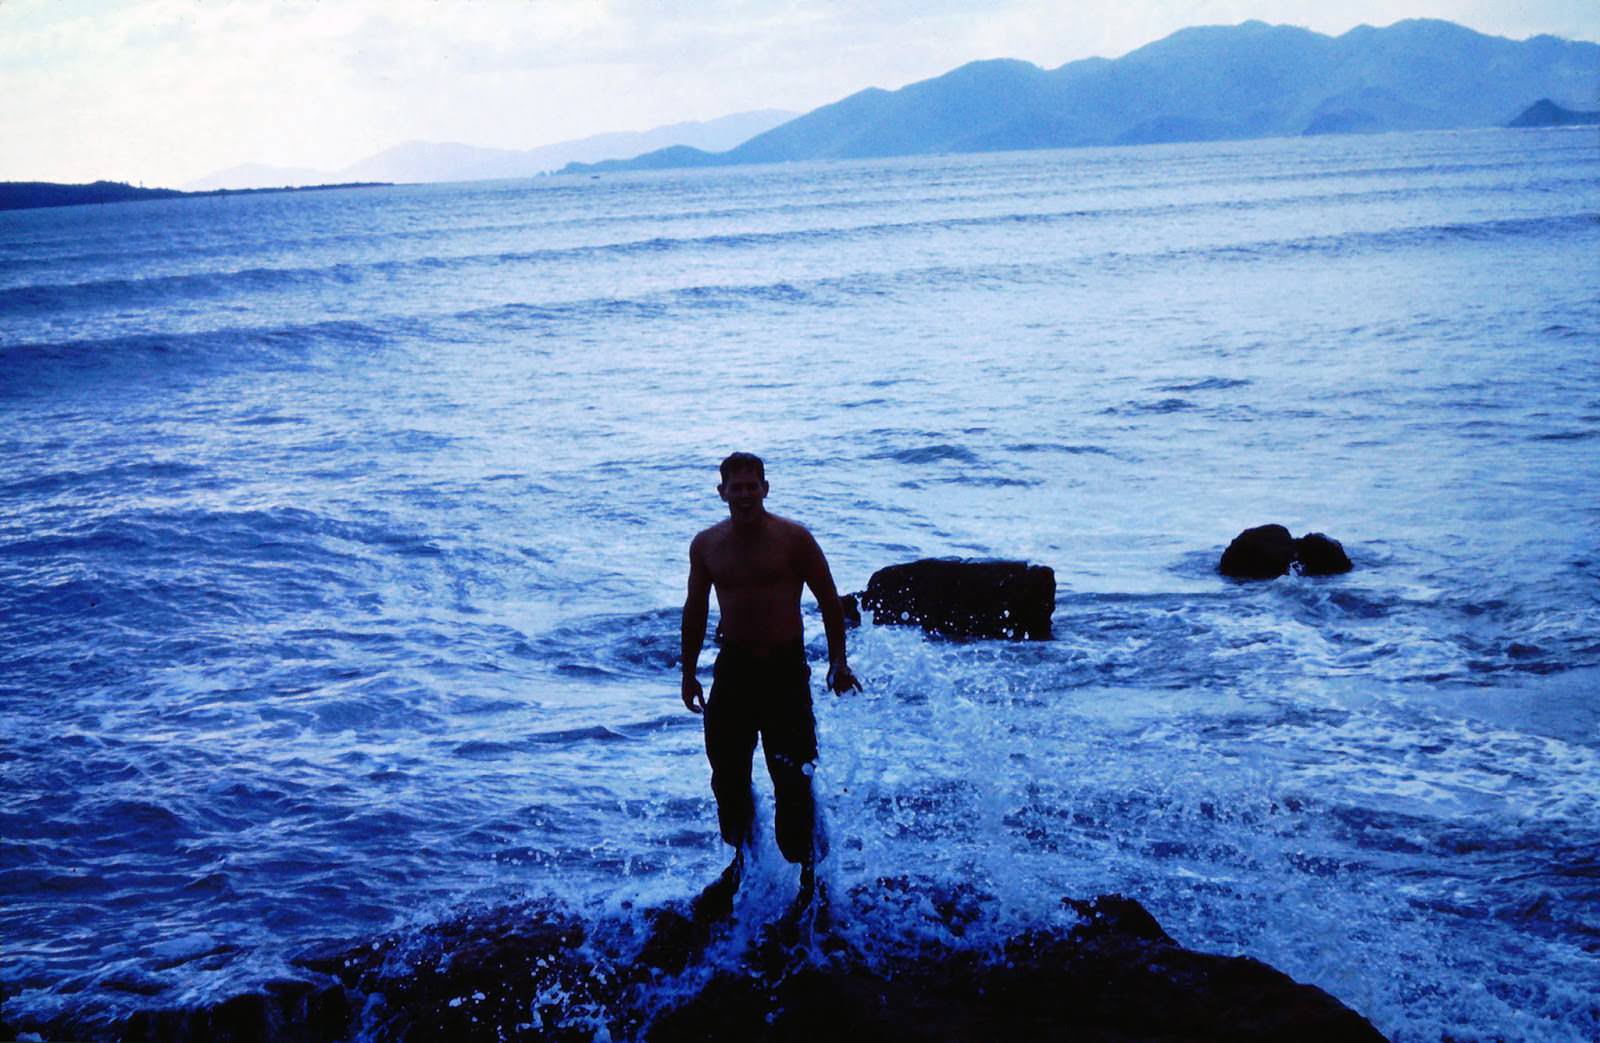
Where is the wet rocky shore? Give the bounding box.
[34,878,1390,1043]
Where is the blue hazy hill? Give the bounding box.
[565,19,1599,174]
[1507,98,1600,127]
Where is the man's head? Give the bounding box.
[718,451,768,522]
[719,451,764,485]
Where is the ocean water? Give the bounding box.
[2,127,1598,1041]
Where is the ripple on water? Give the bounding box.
[867,444,982,465]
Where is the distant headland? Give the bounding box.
[1508,98,1600,127]
[0,180,392,213]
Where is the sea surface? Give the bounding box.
[2,127,1598,1041]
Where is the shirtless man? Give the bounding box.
[681,451,860,910]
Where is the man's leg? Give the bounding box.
[704,661,758,856]
[762,660,821,869]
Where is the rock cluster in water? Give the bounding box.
[1219,525,1353,580]
[849,558,1056,640]
[101,881,1384,1042]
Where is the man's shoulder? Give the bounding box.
[691,519,733,547]
[767,514,817,545]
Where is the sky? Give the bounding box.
[3,0,1597,188]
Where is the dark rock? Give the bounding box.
[321,902,597,1043]
[108,888,1384,1043]
[636,876,749,976]
[210,993,272,1042]
[306,985,351,1042]
[120,979,349,1043]
[1296,533,1353,575]
[650,888,1384,1043]
[1219,524,1298,579]
[859,558,1055,639]
[648,962,901,1042]
[1063,893,1174,944]
[636,904,703,976]
[839,593,861,628]
[989,920,1387,1043]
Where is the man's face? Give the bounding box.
[718,467,768,522]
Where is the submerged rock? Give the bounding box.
[858,558,1056,639]
[99,885,1384,1043]
[1220,526,1353,579]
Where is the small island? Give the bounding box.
[0,179,393,213]
[1507,98,1600,127]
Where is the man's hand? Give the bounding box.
[827,662,862,696]
[682,674,705,714]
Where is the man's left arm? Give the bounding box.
[800,529,861,695]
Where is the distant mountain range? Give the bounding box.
[564,19,1599,175]
[185,110,795,190]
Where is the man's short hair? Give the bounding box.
[719,451,765,484]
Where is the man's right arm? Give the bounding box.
[800,527,861,696]
[681,536,712,713]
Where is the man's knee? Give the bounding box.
[766,748,815,787]
[710,765,755,807]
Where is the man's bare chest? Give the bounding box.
[705,538,798,591]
